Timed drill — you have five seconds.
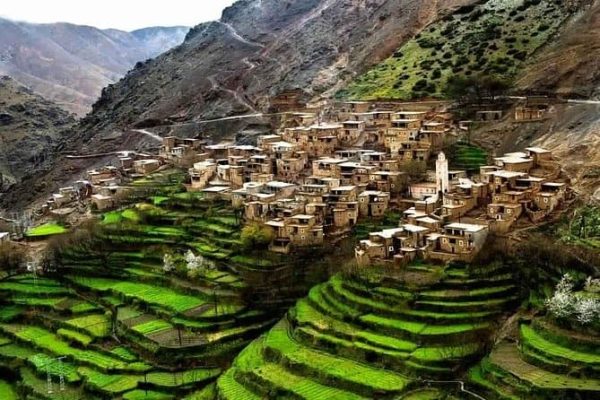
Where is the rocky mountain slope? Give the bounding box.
[0,19,188,115]
[342,0,595,100]
[516,0,600,99]
[79,0,475,135]
[0,76,75,191]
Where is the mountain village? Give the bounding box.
[18,98,570,269]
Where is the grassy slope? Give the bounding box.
[342,0,571,100]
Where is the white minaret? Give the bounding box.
[436,152,449,194]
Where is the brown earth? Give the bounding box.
[516,0,600,99]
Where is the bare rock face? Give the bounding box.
[0,76,75,192]
[0,19,189,115]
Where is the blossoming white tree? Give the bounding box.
[546,273,600,325]
[162,253,176,273]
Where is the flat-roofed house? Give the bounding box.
[358,190,390,217]
[430,223,489,262]
[189,161,217,190]
[133,159,161,175]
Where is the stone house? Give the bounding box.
[395,141,431,162]
[526,147,554,166]
[326,186,359,232]
[494,155,533,173]
[358,190,390,217]
[133,159,161,175]
[91,194,114,211]
[312,158,346,178]
[355,224,429,267]
[429,223,488,261]
[533,183,566,211]
[487,203,523,223]
[189,161,217,190]
[276,155,306,182]
[409,182,438,201]
[87,166,120,186]
[338,162,376,187]
[339,121,365,145]
[515,106,546,121]
[266,214,324,254]
[368,171,407,195]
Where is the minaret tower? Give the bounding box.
[436,152,449,195]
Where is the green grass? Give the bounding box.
[78,367,140,394]
[451,144,488,171]
[520,324,600,365]
[25,222,67,237]
[0,281,71,295]
[28,353,80,382]
[110,346,139,362]
[295,298,417,352]
[145,368,221,387]
[123,390,175,400]
[1,324,147,372]
[20,367,83,399]
[57,328,93,346]
[0,379,16,400]
[66,314,111,337]
[265,321,410,392]
[68,277,206,313]
[0,343,37,359]
[132,320,173,336]
[235,338,365,400]
[217,368,261,400]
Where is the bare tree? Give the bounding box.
[0,242,26,276]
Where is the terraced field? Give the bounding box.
[0,172,289,398]
[450,143,489,172]
[217,263,520,398]
[469,318,600,399]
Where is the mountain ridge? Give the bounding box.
[0,18,189,115]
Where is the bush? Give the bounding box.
[412,79,429,92]
[241,223,274,250]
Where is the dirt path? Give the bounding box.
[218,21,265,49]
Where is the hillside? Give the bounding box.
[516,0,600,98]
[0,0,475,212]
[78,0,474,133]
[342,0,592,100]
[0,76,75,191]
[0,19,188,115]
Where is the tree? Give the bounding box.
[43,220,116,272]
[399,160,427,182]
[241,223,274,251]
[163,253,176,273]
[444,73,511,104]
[0,242,26,276]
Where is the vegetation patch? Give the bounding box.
[342,0,572,99]
[25,222,67,237]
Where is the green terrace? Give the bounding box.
[469,317,600,399]
[216,262,520,398]
[449,142,489,172]
[24,222,67,239]
[0,274,229,399]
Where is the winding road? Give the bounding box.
[132,129,163,142]
[218,21,264,48]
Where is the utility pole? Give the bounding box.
[58,356,66,392]
[46,362,53,394]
